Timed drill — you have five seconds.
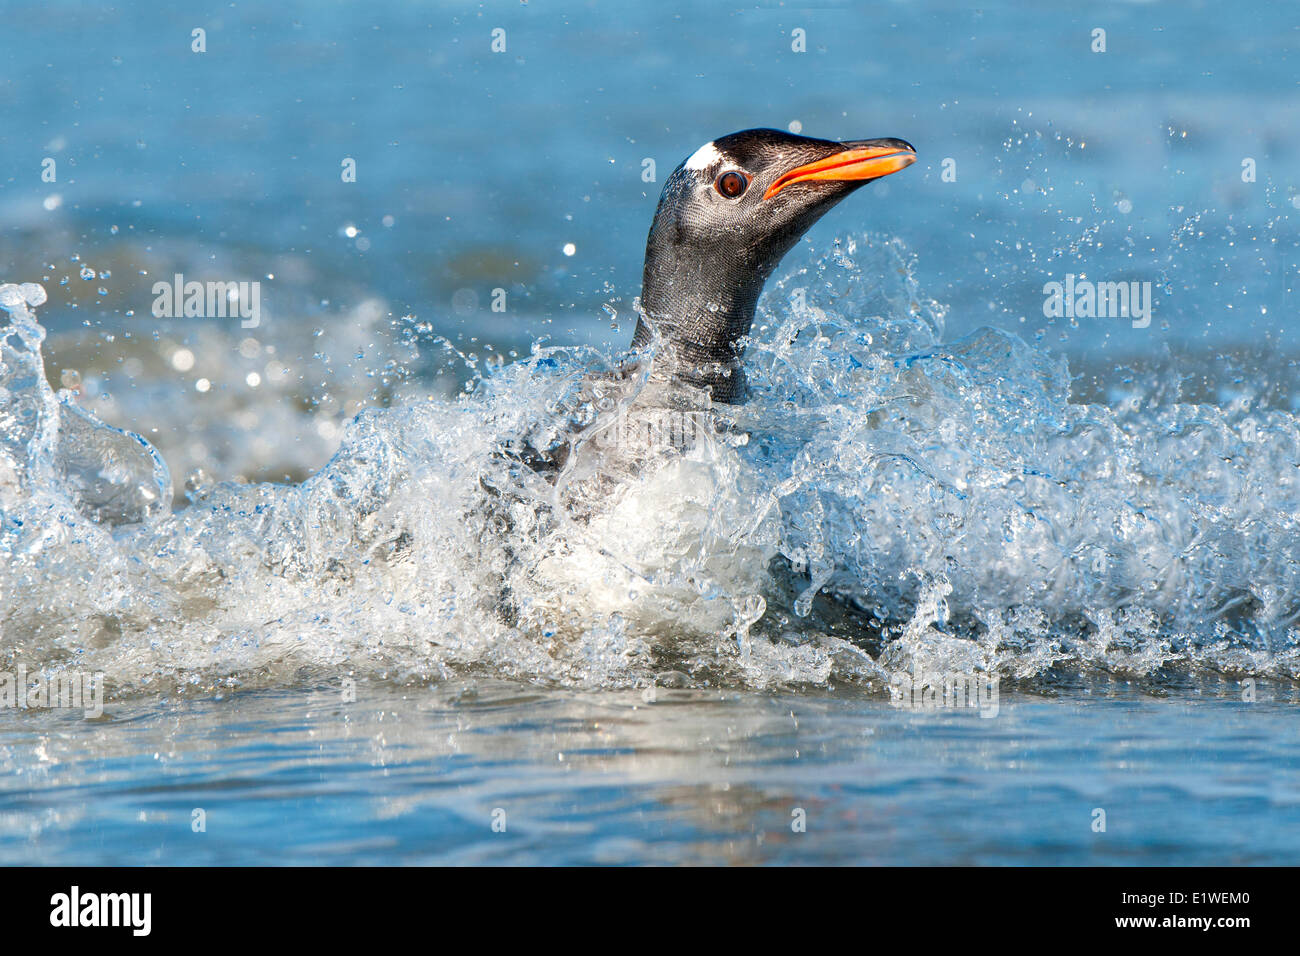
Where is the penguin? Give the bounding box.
[479,129,916,625]
[513,128,916,476]
[631,128,916,403]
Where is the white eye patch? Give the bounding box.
[684,141,723,173]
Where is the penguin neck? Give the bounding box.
[631,243,767,404]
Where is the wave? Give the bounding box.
[2,236,1297,696]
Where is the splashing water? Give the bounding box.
[1,239,1298,699]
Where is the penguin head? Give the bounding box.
[635,128,915,401]
[654,128,914,266]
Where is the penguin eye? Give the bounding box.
[714,171,748,199]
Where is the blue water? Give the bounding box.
[5,682,1299,866]
[1,0,1298,865]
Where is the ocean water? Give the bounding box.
[1,0,1298,865]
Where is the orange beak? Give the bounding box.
[763,143,917,201]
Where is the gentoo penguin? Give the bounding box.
[481,129,916,625]
[631,128,916,403]
[503,128,915,480]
